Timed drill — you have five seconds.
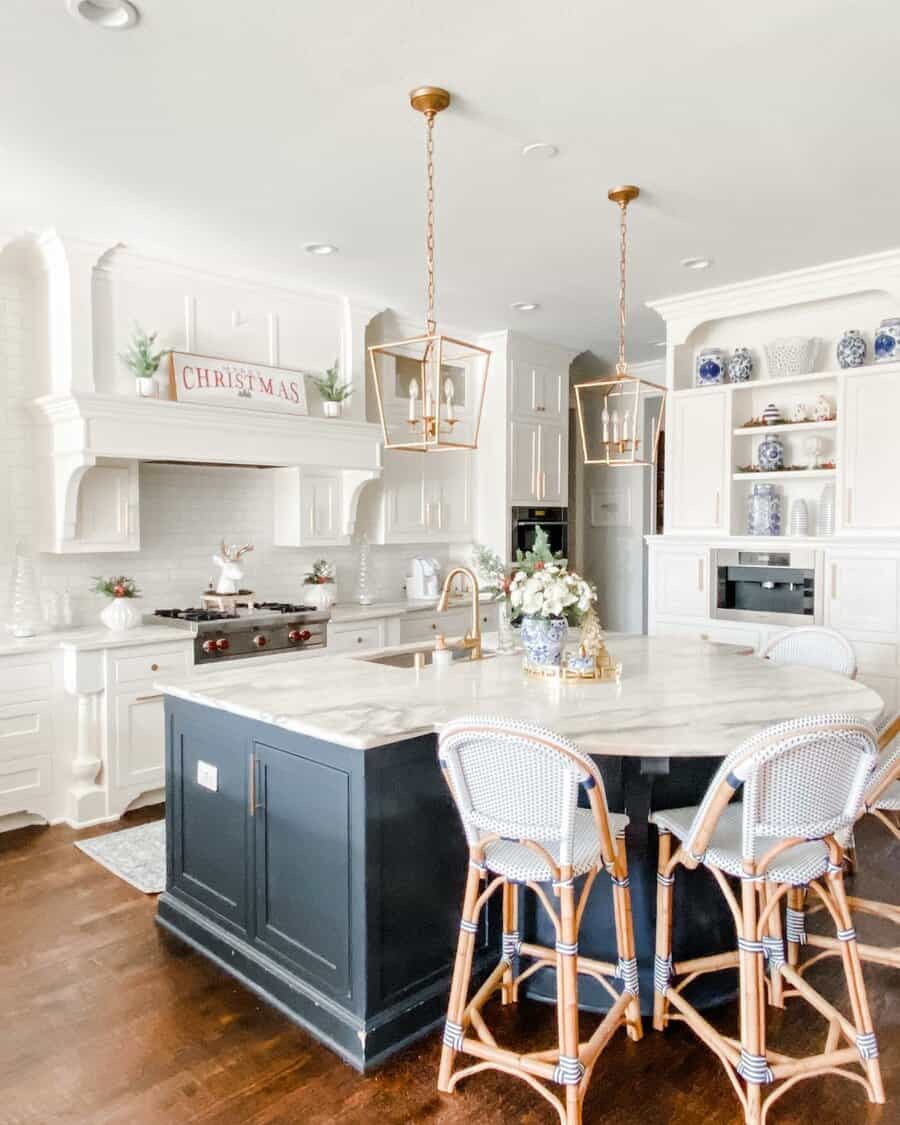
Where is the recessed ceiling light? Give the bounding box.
[67,0,139,29]
[680,256,713,270]
[511,301,540,312]
[304,243,338,256]
[521,143,558,160]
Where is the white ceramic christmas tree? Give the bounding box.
[357,535,374,605]
[9,541,42,637]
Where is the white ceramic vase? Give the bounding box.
[136,376,156,398]
[322,401,342,418]
[819,483,836,537]
[303,583,337,611]
[789,498,809,537]
[100,596,141,631]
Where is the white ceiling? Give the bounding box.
[2,1,899,361]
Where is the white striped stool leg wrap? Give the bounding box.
[826,860,844,875]
[553,1055,585,1086]
[615,956,640,996]
[469,859,487,877]
[443,1020,465,1050]
[610,874,630,889]
[737,937,765,956]
[502,930,522,964]
[552,877,575,890]
[856,1032,879,1060]
[836,927,857,942]
[654,954,673,996]
[459,919,479,935]
[656,871,675,887]
[785,906,807,945]
[762,935,786,969]
[736,1049,774,1085]
[555,940,578,957]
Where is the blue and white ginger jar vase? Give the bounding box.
[727,347,753,382]
[758,433,784,471]
[874,318,900,363]
[696,347,726,386]
[836,329,866,369]
[748,483,782,536]
[521,615,568,668]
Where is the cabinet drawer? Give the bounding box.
[0,657,53,702]
[400,609,468,644]
[848,640,899,675]
[328,622,385,654]
[112,645,191,688]
[0,754,52,815]
[0,699,53,759]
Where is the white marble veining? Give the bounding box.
[156,634,885,758]
[0,624,190,657]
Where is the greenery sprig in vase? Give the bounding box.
[92,575,142,632]
[120,325,166,398]
[310,362,353,418]
[302,559,337,610]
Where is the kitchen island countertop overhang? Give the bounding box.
[154,633,885,757]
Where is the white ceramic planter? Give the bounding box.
[100,597,142,631]
[322,401,342,418]
[303,583,337,611]
[136,376,156,398]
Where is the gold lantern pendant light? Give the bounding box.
[574,186,666,467]
[368,87,491,452]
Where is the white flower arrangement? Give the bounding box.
[508,563,595,622]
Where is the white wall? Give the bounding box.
[0,261,452,629]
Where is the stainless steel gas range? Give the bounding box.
[146,602,329,665]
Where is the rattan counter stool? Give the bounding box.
[437,716,643,1125]
[650,714,884,1125]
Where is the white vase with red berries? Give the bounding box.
[93,575,142,631]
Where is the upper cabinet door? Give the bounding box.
[272,469,345,547]
[667,391,728,532]
[509,419,539,504]
[538,423,567,505]
[304,475,341,543]
[426,453,472,539]
[74,461,140,552]
[382,452,428,541]
[842,369,900,532]
[511,362,566,422]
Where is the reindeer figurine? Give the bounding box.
[212,540,254,595]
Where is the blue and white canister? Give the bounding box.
[520,615,568,668]
[874,318,900,363]
[748,483,782,536]
[726,346,753,382]
[696,347,726,386]
[836,329,866,369]
[757,433,784,471]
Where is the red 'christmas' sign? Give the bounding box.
[168,351,309,416]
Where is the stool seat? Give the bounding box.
[484,809,629,882]
[651,803,833,885]
[873,779,900,811]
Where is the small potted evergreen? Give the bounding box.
[302,559,337,610]
[310,362,353,418]
[120,325,165,397]
[92,575,142,631]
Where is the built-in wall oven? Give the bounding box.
[511,506,568,559]
[712,549,823,626]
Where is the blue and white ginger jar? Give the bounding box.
[874,318,900,363]
[758,433,784,472]
[748,483,782,536]
[836,329,866,369]
[696,348,726,386]
[520,615,568,668]
[727,347,753,382]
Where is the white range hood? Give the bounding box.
[29,391,383,553]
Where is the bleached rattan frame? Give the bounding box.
[760,627,858,679]
[651,714,884,1125]
[436,715,643,1125]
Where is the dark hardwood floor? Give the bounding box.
[0,807,896,1124]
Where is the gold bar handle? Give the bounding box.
[832,562,838,601]
[698,558,704,593]
[846,488,853,526]
[249,752,256,816]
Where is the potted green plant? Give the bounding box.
[92,575,142,631]
[120,325,166,397]
[310,362,353,418]
[302,559,337,610]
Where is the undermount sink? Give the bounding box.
[359,646,496,669]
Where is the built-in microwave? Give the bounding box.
[711,549,823,626]
[511,506,568,560]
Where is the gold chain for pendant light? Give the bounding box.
[424,110,436,336]
[616,198,628,375]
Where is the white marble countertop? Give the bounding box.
[0,624,191,657]
[155,634,885,759]
[328,596,480,624]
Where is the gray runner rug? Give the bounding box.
[75,818,165,894]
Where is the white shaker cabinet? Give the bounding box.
[426,452,472,538]
[538,423,567,505]
[666,391,728,532]
[73,460,140,552]
[841,369,900,532]
[651,546,710,619]
[825,554,899,636]
[373,450,472,543]
[112,689,167,793]
[512,363,566,422]
[509,420,566,505]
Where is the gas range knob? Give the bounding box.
[253,634,268,648]
[289,628,312,644]
[202,639,218,655]
[215,637,230,652]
